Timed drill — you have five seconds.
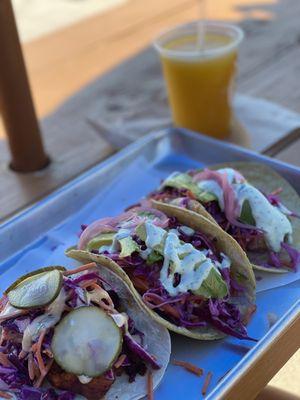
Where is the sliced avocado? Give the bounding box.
[135,223,147,242]
[197,191,217,203]
[7,269,63,309]
[86,232,115,251]
[192,268,228,299]
[162,172,216,203]
[52,307,122,377]
[135,223,166,254]
[119,236,140,258]
[239,200,256,226]
[146,251,163,265]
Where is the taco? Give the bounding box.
[149,162,300,273]
[67,204,256,341]
[0,263,170,400]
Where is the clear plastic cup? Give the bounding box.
[154,21,244,139]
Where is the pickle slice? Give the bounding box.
[4,266,66,295]
[52,306,122,377]
[7,268,63,309]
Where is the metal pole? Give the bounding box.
[0,0,49,172]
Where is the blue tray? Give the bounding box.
[1,128,299,399]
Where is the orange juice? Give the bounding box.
[154,22,243,139]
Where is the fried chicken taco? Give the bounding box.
[0,263,170,400]
[67,204,256,341]
[149,162,300,273]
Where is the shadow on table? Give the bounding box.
[256,386,300,400]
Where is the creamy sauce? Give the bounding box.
[217,167,244,183]
[197,180,224,209]
[144,222,221,296]
[98,228,130,254]
[235,183,292,251]
[98,244,113,253]
[217,253,231,270]
[197,168,293,252]
[78,375,93,384]
[179,226,195,236]
[276,202,293,216]
[111,313,128,329]
[140,247,152,260]
[145,222,166,249]
[115,228,131,240]
[22,289,67,352]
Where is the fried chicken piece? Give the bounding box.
[47,362,115,400]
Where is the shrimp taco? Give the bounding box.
[0,263,170,400]
[149,162,300,273]
[67,204,256,341]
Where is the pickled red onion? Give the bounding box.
[193,169,257,230]
[120,207,169,229]
[78,207,169,250]
[77,212,133,250]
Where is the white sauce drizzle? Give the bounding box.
[140,247,152,260]
[235,183,292,252]
[78,375,93,384]
[197,168,293,252]
[169,228,180,236]
[197,180,225,210]
[144,222,221,296]
[180,226,195,236]
[111,312,128,329]
[217,168,242,183]
[216,253,231,270]
[98,228,130,254]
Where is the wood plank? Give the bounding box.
[3,0,297,124]
[2,0,300,220]
[224,313,300,400]
[23,0,196,116]
[273,139,300,167]
[24,0,194,72]
[0,109,113,221]
[239,45,300,113]
[21,0,282,117]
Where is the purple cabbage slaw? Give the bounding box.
[93,216,255,341]
[150,185,300,272]
[0,268,159,399]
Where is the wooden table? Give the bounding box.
[19,0,300,118]
[1,0,300,223]
[0,2,300,396]
[1,0,300,222]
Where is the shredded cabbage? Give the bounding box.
[100,216,254,340]
[150,186,300,271]
[0,269,158,397]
